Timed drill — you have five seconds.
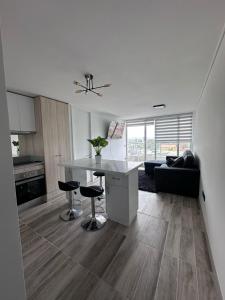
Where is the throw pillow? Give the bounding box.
[166,157,175,166]
[171,156,184,168]
[183,151,195,168]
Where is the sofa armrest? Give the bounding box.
[154,166,200,197]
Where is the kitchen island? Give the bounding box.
[59,158,143,226]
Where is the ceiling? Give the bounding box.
[1,0,225,119]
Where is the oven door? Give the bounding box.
[15,175,46,206]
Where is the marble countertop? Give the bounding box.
[59,158,143,175]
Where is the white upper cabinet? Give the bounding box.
[7,92,36,132]
[19,96,36,132]
[7,93,21,131]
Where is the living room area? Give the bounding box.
[126,113,200,198]
[1,0,225,300]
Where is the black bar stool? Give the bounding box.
[58,181,83,221]
[93,171,105,213]
[93,171,105,188]
[80,185,106,231]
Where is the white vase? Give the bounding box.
[95,155,101,164]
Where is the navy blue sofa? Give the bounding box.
[144,160,166,176]
[154,150,200,198]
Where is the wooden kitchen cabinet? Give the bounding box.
[41,98,60,197]
[56,100,71,182]
[41,97,71,199]
[20,96,71,200]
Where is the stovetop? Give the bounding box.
[14,160,43,166]
[13,155,44,166]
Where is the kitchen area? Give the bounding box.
[7,91,141,226]
[8,92,71,211]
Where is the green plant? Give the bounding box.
[88,136,108,156]
[12,140,19,152]
[12,140,19,147]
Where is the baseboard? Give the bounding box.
[198,197,223,300]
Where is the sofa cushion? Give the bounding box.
[171,156,184,167]
[183,150,195,168]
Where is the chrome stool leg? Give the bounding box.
[60,191,83,221]
[81,197,106,231]
[95,175,105,213]
[98,176,105,199]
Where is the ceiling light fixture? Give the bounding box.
[73,73,111,97]
[153,104,166,109]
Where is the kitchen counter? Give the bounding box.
[59,158,143,226]
[59,158,143,175]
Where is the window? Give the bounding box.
[156,142,178,160]
[11,135,19,157]
[146,122,155,160]
[127,125,145,161]
[126,113,192,161]
[179,142,192,155]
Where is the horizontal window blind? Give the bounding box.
[155,113,192,143]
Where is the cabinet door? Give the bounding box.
[56,101,71,182]
[105,183,130,225]
[7,92,36,132]
[7,92,20,131]
[19,96,36,132]
[41,98,59,196]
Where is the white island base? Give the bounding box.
[104,171,138,226]
[61,159,142,226]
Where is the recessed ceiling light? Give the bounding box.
[153,104,166,109]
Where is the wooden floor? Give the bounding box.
[19,191,221,300]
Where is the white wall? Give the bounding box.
[71,106,91,159]
[90,112,126,160]
[194,30,225,298]
[90,111,112,138]
[0,31,26,299]
[71,108,126,161]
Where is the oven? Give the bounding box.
[15,168,46,206]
